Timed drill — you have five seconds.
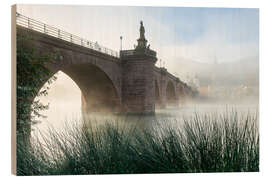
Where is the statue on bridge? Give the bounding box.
[140,21,145,40]
[136,21,148,50]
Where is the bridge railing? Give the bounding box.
[120,50,135,57]
[16,12,120,59]
[120,49,157,58]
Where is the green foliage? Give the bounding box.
[16,31,57,137]
[16,111,259,175]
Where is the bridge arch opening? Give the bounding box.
[32,63,121,131]
[62,64,121,114]
[166,81,176,107]
[33,71,82,131]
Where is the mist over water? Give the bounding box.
[32,70,258,136]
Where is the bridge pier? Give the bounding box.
[121,51,157,114]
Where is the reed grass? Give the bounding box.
[17,110,259,175]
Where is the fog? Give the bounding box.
[33,71,82,132]
[33,66,259,134]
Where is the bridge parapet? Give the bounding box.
[16,12,119,59]
[120,48,156,59]
[154,67,179,81]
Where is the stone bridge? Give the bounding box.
[16,13,197,115]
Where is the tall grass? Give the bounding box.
[17,110,259,175]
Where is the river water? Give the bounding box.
[32,102,259,137]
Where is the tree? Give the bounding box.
[16,30,57,138]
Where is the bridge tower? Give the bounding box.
[120,21,157,114]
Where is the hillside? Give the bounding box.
[170,56,259,87]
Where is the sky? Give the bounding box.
[17,4,259,66]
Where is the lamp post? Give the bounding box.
[120,36,123,51]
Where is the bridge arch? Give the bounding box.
[48,46,122,100]
[17,25,123,105]
[22,51,121,138]
[17,28,122,113]
[39,62,121,114]
[62,64,121,113]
